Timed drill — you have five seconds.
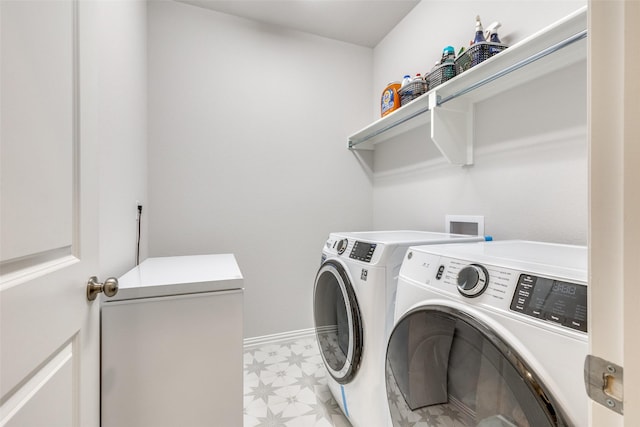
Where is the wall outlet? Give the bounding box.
[136,200,143,219]
[445,215,485,236]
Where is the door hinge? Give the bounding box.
[584,354,624,415]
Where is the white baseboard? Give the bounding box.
[243,327,315,349]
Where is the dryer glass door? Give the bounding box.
[385,306,569,427]
[313,260,363,384]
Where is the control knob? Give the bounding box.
[457,264,489,297]
[336,239,348,255]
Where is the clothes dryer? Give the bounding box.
[313,231,490,427]
[386,240,588,427]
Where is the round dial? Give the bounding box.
[457,264,489,297]
[336,239,348,255]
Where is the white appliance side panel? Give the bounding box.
[101,290,243,427]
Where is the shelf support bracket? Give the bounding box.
[429,92,473,166]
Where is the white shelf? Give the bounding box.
[348,6,587,166]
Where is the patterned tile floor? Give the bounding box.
[243,335,352,427]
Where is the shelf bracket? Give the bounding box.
[429,92,473,166]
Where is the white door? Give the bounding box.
[589,0,640,426]
[1,1,101,426]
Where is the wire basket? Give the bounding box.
[455,42,508,74]
[398,80,427,106]
[426,63,456,90]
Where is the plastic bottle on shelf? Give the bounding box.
[472,15,486,45]
[380,81,401,117]
[485,21,502,43]
[399,74,415,103]
[485,21,504,57]
[441,46,456,64]
[489,28,501,43]
[470,15,487,67]
[412,73,426,93]
[441,46,456,80]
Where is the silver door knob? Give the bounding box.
[86,276,119,301]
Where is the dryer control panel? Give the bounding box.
[510,274,587,332]
[324,237,379,263]
[349,241,377,263]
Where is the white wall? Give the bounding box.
[95,0,148,279]
[371,0,588,244]
[147,1,373,338]
[146,0,588,338]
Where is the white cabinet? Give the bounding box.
[101,254,244,427]
[349,6,587,166]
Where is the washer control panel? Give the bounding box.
[349,241,377,263]
[400,250,587,334]
[510,274,587,332]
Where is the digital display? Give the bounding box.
[349,241,376,262]
[510,274,587,332]
[352,242,373,258]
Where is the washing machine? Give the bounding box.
[385,240,588,427]
[313,231,490,427]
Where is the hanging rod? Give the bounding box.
[348,105,430,148]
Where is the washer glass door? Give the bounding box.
[386,306,569,427]
[314,260,363,384]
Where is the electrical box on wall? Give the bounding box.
[446,215,485,236]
